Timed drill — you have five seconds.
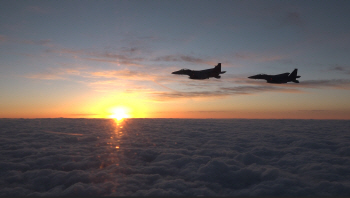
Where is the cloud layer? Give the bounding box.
[1,118,350,196]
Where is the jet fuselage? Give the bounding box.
[172,63,226,80]
[248,69,300,84]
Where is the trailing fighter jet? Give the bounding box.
[248,69,300,83]
[171,63,226,80]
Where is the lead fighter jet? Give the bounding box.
[248,69,300,84]
[172,63,226,80]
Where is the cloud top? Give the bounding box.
[1,118,350,196]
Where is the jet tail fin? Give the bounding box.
[214,63,226,74]
[289,69,300,83]
[214,63,221,71]
[289,69,298,78]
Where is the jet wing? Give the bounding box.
[275,72,290,77]
[190,71,210,79]
[199,68,214,73]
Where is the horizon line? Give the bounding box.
[1,117,349,121]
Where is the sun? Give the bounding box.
[109,107,130,120]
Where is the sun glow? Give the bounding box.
[109,107,130,120]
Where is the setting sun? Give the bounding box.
[109,107,130,120]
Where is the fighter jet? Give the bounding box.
[171,63,226,80]
[248,69,300,83]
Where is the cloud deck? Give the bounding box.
[1,118,350,196]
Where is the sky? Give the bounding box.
[1,0,350,119]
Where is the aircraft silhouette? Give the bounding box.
[172,63,226,80]
[248,69,300,83]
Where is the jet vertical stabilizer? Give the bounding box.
[215,63,226,74]
[289,69,298,78]
[289,69,300,83]
[214,63,221,72]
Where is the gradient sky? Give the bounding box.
[1,0,350,119]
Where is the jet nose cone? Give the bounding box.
[248,74,262,79]
[172,69,188,75]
